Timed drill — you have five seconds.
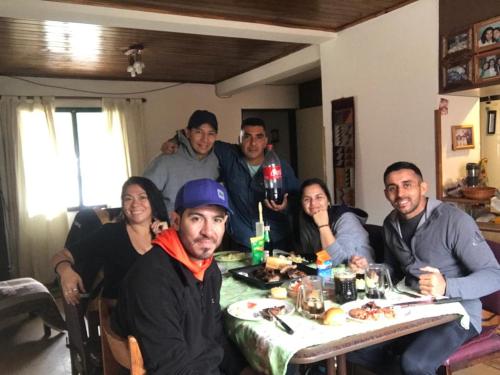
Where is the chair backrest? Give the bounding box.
[98,298,131,374]
[65,207,121,293]
[58,277,102,375]
[481,240,500,315]
[128,336,146,375]
[364,224,385,262]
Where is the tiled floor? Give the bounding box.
[0,311,498,374]
[0,314,70,375]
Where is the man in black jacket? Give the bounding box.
[113,179,253,374]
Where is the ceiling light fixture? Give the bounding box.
[125,44,145,78]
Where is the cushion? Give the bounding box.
[0,277,65,331]
[443,326,500,366]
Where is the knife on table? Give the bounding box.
[261,308,294,335]
[391,297,462,308]
[269,310,294,335]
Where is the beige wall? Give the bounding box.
[440,95,480,189]
[319,0,439,224]
[480,99,500,189]
[0,77,299,168]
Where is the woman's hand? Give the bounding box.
[59,267,86,305]
[349,255,369,273]
[312,209,329,228]
[151,220,169,235]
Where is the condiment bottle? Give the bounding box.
[316,250,334,301]
[316,250,333,281]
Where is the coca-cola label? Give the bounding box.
[263,165,282,180]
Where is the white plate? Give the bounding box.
[341,299,407,323]
[214,251,248,262]
[227,298,294,321]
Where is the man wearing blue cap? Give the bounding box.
[144,110,220,215]
[113,179,253,374]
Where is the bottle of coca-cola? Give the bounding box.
[263,144,283,204]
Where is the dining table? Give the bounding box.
[218,257,467,375]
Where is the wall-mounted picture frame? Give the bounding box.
[474,16,500,53]
[442,28,472,59]
[442,57,473,91]
[487,110,497,135]
[451,125,474,150]
[474,49,500,84]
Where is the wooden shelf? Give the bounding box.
[442,196,491,205]
[478,222,500,234]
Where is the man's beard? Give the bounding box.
[179,229,218,260]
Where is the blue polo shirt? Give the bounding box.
[214,141,300,249]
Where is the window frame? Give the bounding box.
[55,107,104,212]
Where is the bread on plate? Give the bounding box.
[323,307,346,325]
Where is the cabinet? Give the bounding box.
[442,196,500,241]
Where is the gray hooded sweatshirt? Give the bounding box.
[143,132,219,213]
[383,198,500,333]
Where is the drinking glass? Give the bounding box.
[296,276,324,319]
[334,270,357,304]
[364,263,393,299]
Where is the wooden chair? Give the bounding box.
[61,207,121,374]
[61,293,102,375]
[128,336,145,375]
[98,298,145,375]
[437,239,500,374]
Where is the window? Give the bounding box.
[54,108,126,210]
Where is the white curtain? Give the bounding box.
[16,97,69,283]
[0,96,141,283]
[102,98,146,177]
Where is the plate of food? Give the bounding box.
[272,250,313,264]
[229,256,316,289]
[214,251,248,262]
[341,300,403,322]
[227,298,294,321]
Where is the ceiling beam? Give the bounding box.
[215,45,323,96]
[0,0,336,44]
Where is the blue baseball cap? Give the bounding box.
[175,179,232,214]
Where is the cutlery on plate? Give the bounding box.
[391,285,423,298]
[260,308,294,335]
[269,310,294,335]
[391,297,462,308]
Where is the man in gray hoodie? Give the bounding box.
[144,110,219,214]
[348,161,500,375]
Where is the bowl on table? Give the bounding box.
[462,186,496,200]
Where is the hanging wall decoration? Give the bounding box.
[331,97,355,206]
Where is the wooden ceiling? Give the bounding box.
[0,0,415,84]
[0,17,305,83]
[46,0,414,31]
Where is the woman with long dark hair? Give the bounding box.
[298,178,374,265]
[52,176,169,305]
[480,26,495,47]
